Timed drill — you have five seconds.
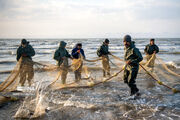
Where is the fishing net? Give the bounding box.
[0,57,56,93]
[109,53,180,91]
[0,58,22,92]
[13,55,126,118]
[1,52,180,119]
[0,52,179,93]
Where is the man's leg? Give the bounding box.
[74,62,82,82]
[146,55,151,66]
[146,54,155,72]
[78,63,83,80]
[150,55,156,72]
[74,70,79,82]
[19,65,26,86]
[128,69,139,96]
[123,69,129,84]
[106,59,110,76]
[27,65,34,86]
[102,56,110,77]
[61,68,68,84]
[102,57,106,77]
[61,58,69,84]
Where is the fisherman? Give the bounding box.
[123,35,143,97]
[54,41,72,84]
[71,43,86,82]
[16,39,35,86]
[144,39,159,71]
[97,39,111,77]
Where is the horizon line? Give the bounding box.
[0,37,180,39]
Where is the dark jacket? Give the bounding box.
[16,43,35,61]
[54,41,71,66]
[144,44,159,55]
[97,42,110,57]
[124,41,143,69]
[71,45,85,59]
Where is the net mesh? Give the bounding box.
[0,53,179,92]
[0,53,180,118]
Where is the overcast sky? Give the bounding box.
[0,0,180,38]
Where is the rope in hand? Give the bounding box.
[139,64,180,93]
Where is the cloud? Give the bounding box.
[0,0,180,38]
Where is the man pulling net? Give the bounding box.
[97,39,111,77]
[17,39,35,87]
[144,39,159,72]
[123,35,143,97]
[71,43,86,82]
[53,41,72,84]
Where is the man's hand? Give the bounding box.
[126,60,131,65]
[101,55,105,57]
[22,54,27,57]
[62,57,66,60]
[77,50,80,53]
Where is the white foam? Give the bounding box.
[167,61,180,68]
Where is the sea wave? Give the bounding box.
[0,61,15,65]
[167,61,180,69]
[159,51,180,54]
[0,42,7,46]
[0,51,16,55]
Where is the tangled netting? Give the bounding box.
[0,53,179,92]
[0,53,180,118]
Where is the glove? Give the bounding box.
[77,50,80,53]
[126,60,131,65]
[61,57,66,60]
[22,54,27,57]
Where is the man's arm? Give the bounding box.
[27,45,35,57]
[53,50,61,61]
[71,48,79,58]
[129,48,143,64]
[81,49,86,59]
[66,50,72,58]
[16,47,21,61]
[155,45,159,54]
[144,45,148,54]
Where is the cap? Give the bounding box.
[21,39,27,45]
[123,35,131,42]
[104,39,110,43]
[150,38,155,41]
[77,43,82,46]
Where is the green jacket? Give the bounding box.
[144,44,159,55]
[124,42,143,69]
[16,43,35,61]
[54,41,71,66]
[97,42,109,57]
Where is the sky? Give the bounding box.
[0,0,180,38]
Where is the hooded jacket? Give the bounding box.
[98,42,110,57]
[124,41,143,69]
[54,41,71,66]
[71,44,85,59]
[16,42,35,61]
[144,44,159,55]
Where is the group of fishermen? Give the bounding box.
[16,35,159,97]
